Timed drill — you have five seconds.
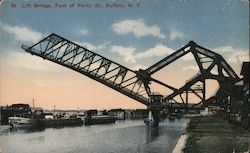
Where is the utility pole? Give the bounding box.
[32,98,35,109]
[54,105,56,119]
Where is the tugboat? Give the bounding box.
[8,104,38,128]
[8,117,37,128]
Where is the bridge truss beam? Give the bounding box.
[22,34,240,110]
[22,33,158,107]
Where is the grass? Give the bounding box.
[183,115,250,153]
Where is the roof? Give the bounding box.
[240,62,250,75]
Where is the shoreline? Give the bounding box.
[172,118,190,153]
[173,115,250,153]
[183,115,250,153]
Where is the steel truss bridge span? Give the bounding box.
[22,33,240,110]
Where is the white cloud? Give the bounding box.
[110,46,136,63]
[110,43,175,64]
[96,42,110,50]
[239,0,249,4]
[112,19,165,39]
[75,41,97,51]
[78,27,89,35]
[228,52,249,64]
[132,64,147,71]
[2,24,43,43]
[74,41,109,51]
[169,28,185,41]
[213,46,235,53]
[2,47,58,71]
[214,46,249,64]
[136,43,173,59]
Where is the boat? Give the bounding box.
[0,125,11,132]
[84,115,116,125]
[144,110,154,125]
[38,118,83,127]
[8,117,37,128]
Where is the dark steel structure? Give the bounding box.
[240,62,250,128]
[21,33,240,110]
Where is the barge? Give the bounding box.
[38,118,83,127]
[84,115,116,125]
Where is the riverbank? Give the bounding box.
[183,115,250,153]
[172,119,189,153]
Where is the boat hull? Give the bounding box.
[38,118,83,127]
[85,115,116,125]
[8,117,38,128]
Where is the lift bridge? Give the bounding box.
[21,33,240,126]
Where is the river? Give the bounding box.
[0,118,186,153]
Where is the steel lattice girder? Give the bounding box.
[22,34,240,110]
[144,41,240,107]
[21,33,158,107]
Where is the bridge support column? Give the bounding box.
[149,108,160,127]
[145,107,160,142]
[144,107,160,127]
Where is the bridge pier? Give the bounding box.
[144,107,160,127]
[145,108,160,143]
[146,93,163,127]
[151,108,160,127]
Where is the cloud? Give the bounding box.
[213,46,235,53]
[132,64,147,71]
[136,43,173,59]
[78,27,89,35]
[213,46,249,64]
[96,42,110,50]
[110,46,136,63]
[110,43,175,64]
[75,41,98,51]
[112,19,165,39]
[239,0,249,4]
[1,47,58,71]
[169,28,185,41]
[74,41,110,51]
[228,52,249,64]
[2,23,43,43]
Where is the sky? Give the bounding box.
[0,0,249,110]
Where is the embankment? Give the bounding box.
[183,115,250,153]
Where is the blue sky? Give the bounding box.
[0,0,249,109]
[1,0,249,68]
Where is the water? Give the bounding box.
[0,118,186,153]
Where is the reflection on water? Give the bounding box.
[146,124,159,143]
[0,118,186,153]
